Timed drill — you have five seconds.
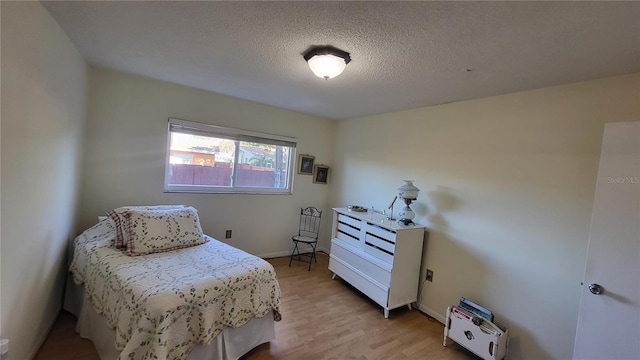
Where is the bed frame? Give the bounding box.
[63,278,275,360]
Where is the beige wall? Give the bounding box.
[0,2,88,359]
[1,5,637,358]
[331,73,640,359]
[79,68,335,257]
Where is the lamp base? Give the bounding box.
[398,201,416,226]
[398,218,415,226]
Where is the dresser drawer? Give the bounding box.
[364,223,396,243]
[335,221,361,248]
[331,239,391,286]
[363,223,397,264]
[329,255,389,307]
[337,213,361,228]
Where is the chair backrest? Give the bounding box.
[298,206,322,239]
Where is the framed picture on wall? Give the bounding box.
[313,164,330,184]
[297,154,315,175]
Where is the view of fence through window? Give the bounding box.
[168,132,291,190]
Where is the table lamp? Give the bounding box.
[397,180,420,225]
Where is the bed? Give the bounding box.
[63,206,281,360]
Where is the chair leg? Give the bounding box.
[290,240,318,271]
[289,241,299,267]
[307,242,317,271]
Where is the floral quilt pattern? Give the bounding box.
[70,220,281,360]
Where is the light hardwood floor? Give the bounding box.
[35,253,478,360]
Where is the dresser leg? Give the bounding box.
[384,309,389,318]
[331,273,336,280]
[407,303,412,310]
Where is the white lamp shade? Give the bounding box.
[307,54,347,79]
[397,180,420,200]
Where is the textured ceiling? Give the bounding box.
[43,1,640,120]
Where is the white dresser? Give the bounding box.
[329,207,425,318]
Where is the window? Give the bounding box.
[165,118,296,194]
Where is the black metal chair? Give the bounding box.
[289,206,322,271]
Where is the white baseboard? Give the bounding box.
[258,247,329,259]
[31,308,62,360]
[257,250,294,259]
[418,303,446,324]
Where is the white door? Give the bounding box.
[573,121,640,360]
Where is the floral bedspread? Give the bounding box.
[70,220,281,360]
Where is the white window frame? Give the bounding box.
[165,118,297,194]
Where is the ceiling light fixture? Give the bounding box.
[303,45,351,80]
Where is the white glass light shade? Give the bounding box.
[397,180,420,200]
[307,54,347,79]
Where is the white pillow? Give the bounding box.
[125,206,207,256]
[107,205,185,249]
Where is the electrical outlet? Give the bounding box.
[225,230,232,239]
[426,269,434,282]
